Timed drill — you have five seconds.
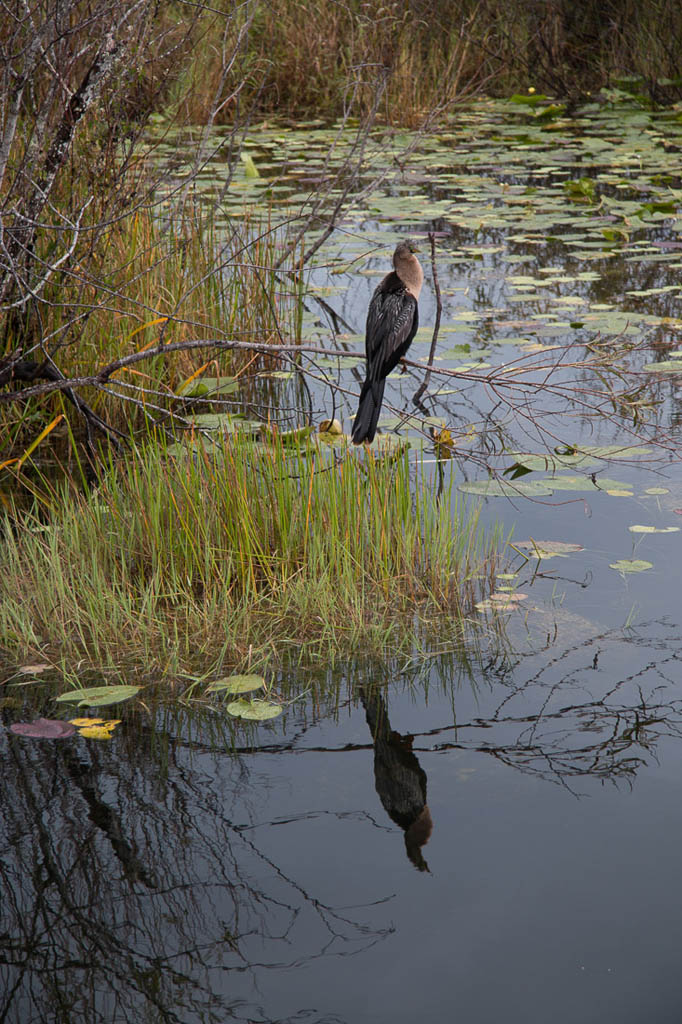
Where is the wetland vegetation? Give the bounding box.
[2,1,682,685]
[4,4,682,1024]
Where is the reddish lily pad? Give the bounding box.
[9,718,76,739]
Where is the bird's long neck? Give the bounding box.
[395,255,424,300]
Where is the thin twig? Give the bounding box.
[413,231,442,407]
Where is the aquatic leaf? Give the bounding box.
[475,597,521,612]
[511,452,595,472]
[226,698,282,720]
[208,674,265,694]
[514,540,583,559]
[609,559,654,573]
[18,663,51,674]
[458,479,553,497]
[642,360,682,373]
[188,412,236,430]
[10,718,76,739]
[432,427,455,457]
[69,718,107,727]
[576,444,652,459]
[177,375,238,398]
[643,487,669,495]
[318,418,343,435]
[240,152,260,178]
[55,685,141,707]
[77,722,120,740]
[628,525,679,533]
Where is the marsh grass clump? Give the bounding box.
[0,435,499,678]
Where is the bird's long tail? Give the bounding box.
[351,378,386,444]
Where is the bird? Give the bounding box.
[351,239,424,445]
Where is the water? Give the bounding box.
[3,94,682,1021]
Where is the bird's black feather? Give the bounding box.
[352,270,419,444]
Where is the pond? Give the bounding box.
[3,92,682,1022]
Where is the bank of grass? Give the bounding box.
[171,0,682,127]
[0,434,500,679]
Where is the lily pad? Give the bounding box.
[177,375,238,398]
[458,479,553,497]
[576,445,652,459]
[642,361,682,373]
[514,540,583,559]
[9,718,76,739]
[77,723,120,739]
[609,559,654,573]
[55,685,141,707]
[628,525,679,533]
[511,452,596,472]
[226,698,282,720]
[208,674,265,694]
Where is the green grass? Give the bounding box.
[0,433,500,682]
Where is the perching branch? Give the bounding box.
[413,231,442,407]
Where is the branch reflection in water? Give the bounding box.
[2,621,682,1021]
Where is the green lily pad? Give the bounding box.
[458,479,553,497]
[628,525,679,533]
[188,413,236,430]
[514,540,583,559]
[576,445,652,459]
[609,559,654,573]
[55,685,141,707]
[226,698,282,720]
[511,452,596,472]
[208,674,265,694]
[642,361,682,373]
[177,376,238,398]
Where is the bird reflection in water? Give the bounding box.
[361,687,433,871]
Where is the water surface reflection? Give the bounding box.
[3,618,682,1022]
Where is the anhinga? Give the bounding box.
[351,240,424,445]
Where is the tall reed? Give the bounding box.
[0,434,499,679]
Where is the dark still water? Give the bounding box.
[3,612,682,1023]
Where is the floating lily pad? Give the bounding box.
[55,685,141,707]
[208,674,265,694]
[511,452,596,472]
[77,722,120,739]
[576,445,652,458]
[609,559,654,573]
[187,412,236,430]
[10,718,76,739]
[514,540,583,559]
[459,479,553,497]
[226,698,282,720]
[642,361,682,373]
[177,375,238,398]
[628,525,679,533]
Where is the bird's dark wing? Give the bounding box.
[365,274,418,382]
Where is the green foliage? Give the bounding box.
[0,436,498,675]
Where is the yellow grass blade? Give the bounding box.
[0,414,64,472]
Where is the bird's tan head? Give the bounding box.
[393,239,423,298]
[393,239,421,264]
